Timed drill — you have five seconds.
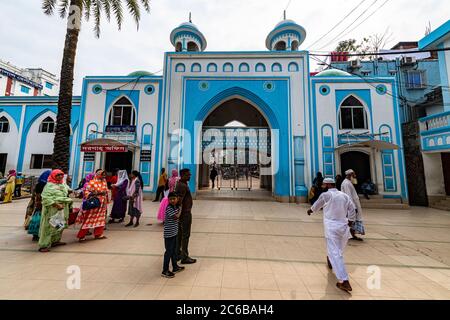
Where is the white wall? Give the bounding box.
[0,75,7,96]
[0,112,20,174]
[423,153,445,196]
[22,112,56,175]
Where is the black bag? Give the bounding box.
[82,197,101,210]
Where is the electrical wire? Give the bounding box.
[306,0,367,50]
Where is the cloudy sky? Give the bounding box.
[0,0,448,94]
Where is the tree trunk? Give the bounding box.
[52,0,82,173]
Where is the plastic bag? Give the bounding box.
[49,210,66,231]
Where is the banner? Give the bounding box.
[81,145,127,153]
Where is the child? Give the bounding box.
[161,192,185,278]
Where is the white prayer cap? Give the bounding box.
[345,169,355,175]
[323,178,335,184]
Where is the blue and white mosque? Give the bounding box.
[0,19,407,203]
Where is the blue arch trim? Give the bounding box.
[239,63,250,72]
[255,63,266,72]
[271,63,282,72]
[0,107,22,130]
[175,63,186,72]
[223,63,234,72]
[288,62,299,72]
[207,63,217,72]
[191,63,202,72]
[195,87,280,129]
[16,107,57,172]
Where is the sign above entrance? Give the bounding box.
[105,125,136,134]
[81,145,127,153]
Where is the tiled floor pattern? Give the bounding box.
[0,199,449,300]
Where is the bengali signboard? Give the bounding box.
[83,152,96,161]
[105,125,136,134]
[0,67,43,89]
[81,145,127,153]
[140,150,152,162]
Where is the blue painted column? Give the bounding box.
[294,136,308,197]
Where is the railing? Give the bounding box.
[419,111,450,133]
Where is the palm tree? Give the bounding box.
[42,0,150,172]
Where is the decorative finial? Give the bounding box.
[283,10,286,20]
[189,12,192,23]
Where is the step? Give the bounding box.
[360,198,402,204]
[436,199,450,206]
[430,204,450,212]
[361,203,410,210]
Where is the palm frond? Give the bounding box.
[42,0,57,15]
[92,0,102,38]
[83,0,93,21]
[58,0,70,18]
[126,0,141,29]
[140,0,150,13]
[110,0,124,31]
[100,0,111,22]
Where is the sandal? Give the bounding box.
[38,248,50,253]
[78,238,87,243]
[95,235,107,240]
[51,242,66,247]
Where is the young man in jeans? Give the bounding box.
[175,169,197,264]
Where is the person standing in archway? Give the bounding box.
[210,166,218,190]
[341,169,365,241]
[175,169,197,264]
[153,168,168,202]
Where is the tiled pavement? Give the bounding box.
[0,198,449,300]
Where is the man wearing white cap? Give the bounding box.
[341,169,365,241]
[307,178,356,293]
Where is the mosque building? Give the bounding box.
[0,18,408,203]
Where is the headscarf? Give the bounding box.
[82,173,95,191]
[38,170,51,184]
[47,169,64,184]
[168,169,179,192]
[115,170,129,187]
[8,170,16,177]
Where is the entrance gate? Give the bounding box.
[201,127,271,191]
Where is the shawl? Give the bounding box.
[115,170,129,187]
[168,169,179,192]
[41,182,73,208]
[47,169,64,184]
[127,178,143,212]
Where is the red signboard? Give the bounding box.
[81,145,127,153]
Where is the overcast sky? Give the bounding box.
[0,0,448,94]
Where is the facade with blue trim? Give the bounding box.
[0,19,408,203]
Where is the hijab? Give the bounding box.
[47,169,64,184]
[38,170,51,184]
[169,169,179,191]
[8,170,16,177]
[115,170,129,187]
[82,173,95,191]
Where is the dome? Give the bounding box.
[266,19,307,50]
[315,69,352,77]
[170,21,207,51]
[127,70,153,77]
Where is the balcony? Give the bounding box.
[419,111,450,152]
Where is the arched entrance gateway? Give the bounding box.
[340,151,372,194]
[198,98,273,196]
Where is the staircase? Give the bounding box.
[430,197,450,212]
[359,195,410,210]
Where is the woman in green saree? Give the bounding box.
[38,169,73,252]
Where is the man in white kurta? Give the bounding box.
[307,178,356,293]
[341,169,365,240]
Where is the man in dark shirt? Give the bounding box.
[175,168,196,264]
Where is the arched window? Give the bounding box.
[255,63,266,72]
[191,63,201,72]
[288,62,299,72]
[175,63,185,72]
[207,63,217,72]
[223,63,233,72]
[291,40,299,51]
[274,41,286,51]
[339,96,368,130]
[108,97,136,126]
[175,42,182,52]
[39,117,55,133]
[272,63,282,72]
[187,42,199,52]
[0,116,9,133]
[239,63,250,72]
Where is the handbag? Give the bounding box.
[82,196,101,210]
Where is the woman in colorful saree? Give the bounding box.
[77,169,109,242]
[38,169,73,252]
[109,170,129,224]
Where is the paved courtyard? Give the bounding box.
[0,198,450,300]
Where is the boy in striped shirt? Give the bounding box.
[162,192,185,278]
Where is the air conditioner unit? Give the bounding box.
[401,56,417,66]
[349,59,362,69]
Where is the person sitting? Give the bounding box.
[361,179,376,200]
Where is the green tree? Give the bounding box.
[42,0,150,172]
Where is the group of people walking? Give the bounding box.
[22,168,145,252]
[307,168,367,293]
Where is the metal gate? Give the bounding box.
[216,164,256,191]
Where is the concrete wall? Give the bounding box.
[423,152,445,196]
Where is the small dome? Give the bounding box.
[170,21,207,52]
[315,69,352,77]
[127,70,153,77]
[266,19,307,51]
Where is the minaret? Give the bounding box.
[170,14,207,52]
